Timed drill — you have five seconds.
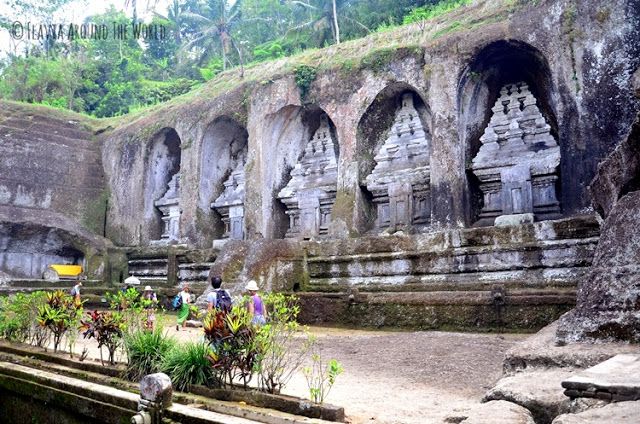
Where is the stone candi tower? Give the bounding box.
[471,82,560,226]
[153,174,181,243]
[211,156,246,240]
[278,115,338,239]
[365,93,431,232]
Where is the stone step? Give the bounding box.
[129,269,168,277]
[128,258,168,265]
[178,262,215,270]
[307,266,590,291]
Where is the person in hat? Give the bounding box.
[245,280,267,325]
[70,281,82,304]
[142,285,158,331]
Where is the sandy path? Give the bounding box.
[63,322,524,424]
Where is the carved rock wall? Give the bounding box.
[99,0,638,246]
[0,102,110,279]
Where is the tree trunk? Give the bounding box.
[332,0,340,44]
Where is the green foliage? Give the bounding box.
[161,341,219,392]
[403,0,472,25]
[360,48,396,73]
[199,58,224,81]
[0,0,471,116]
[123,327,176,381]
[302,339,343,404]
[80,310,126,365]
[138,78,198,104]
[0,291,48,344]
[106,287,146,334]
[293,64,317,100]
[255,293,313,394]
[36,290,83,352]
[252,41,285,62]
[203,303,259,389]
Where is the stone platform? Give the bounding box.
[297,216,599,330]
[562,354,640,402]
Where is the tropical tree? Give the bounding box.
[181,0,245,73]
[285,0,370,46]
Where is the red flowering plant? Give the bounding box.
[80,310,125,365]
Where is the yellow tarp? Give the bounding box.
[50,264,83,277]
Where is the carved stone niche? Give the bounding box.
[211,156,246,240]
[153,174,181,243]
[471,82,561,225]
[365,93,431,233]
[277,115,338,239]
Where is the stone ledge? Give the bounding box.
[483,369,575,424]
[551,401,640,424]
[0,340,344,423]
[562,354,640,402]
[503,322,639,374]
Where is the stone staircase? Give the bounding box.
[126,248,217,292]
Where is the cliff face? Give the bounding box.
[0,102,110,279]
[99,0,640,248]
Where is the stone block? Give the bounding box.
[562,354,640,402]
[551,401,640,424]
[495,213,535,227]
[458,400,535,424]
[483,369,575,424]
[140,373,173,408]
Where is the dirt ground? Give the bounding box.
[66,321,525,424]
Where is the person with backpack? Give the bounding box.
[207,276,232,313]
[175,284,192,331]
[246,280,267,325]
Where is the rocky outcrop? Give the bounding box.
[483,369,574,424]
[551,401,640,424]
[458,400,535,424]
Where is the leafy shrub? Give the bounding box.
[80,310,126,365]
[293,65,317,100]
[253,41,285,62]
[255,293,313,394]
[106,287,146,334]
[403,0,472,25]
[161,341,219,391]
[199,58,224,81]
[303,338,343,404]
[203,304,258,389]
[138,78,198,104]
[123,327,176,381]
[0,291,47,344]
[37,290,83,352]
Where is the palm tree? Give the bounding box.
[181,0,245,74]
[286,0,369,46]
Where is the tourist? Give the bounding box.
[176,284,192,331]
[70,281,82,303]
[207,276,232,312]
[142,286,158,331]
[245,280,267,325]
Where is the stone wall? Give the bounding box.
[100,0,639,247]
[0,102,111,279]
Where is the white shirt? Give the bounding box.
[180,291,190,304]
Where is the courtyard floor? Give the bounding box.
[67,321,526,424]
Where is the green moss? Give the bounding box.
[595,7,610,24]
[81,188,110,236]
[221,255,244,283]
[433,21,464,38]
[360,48,396,73]
[293,64,318,102]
